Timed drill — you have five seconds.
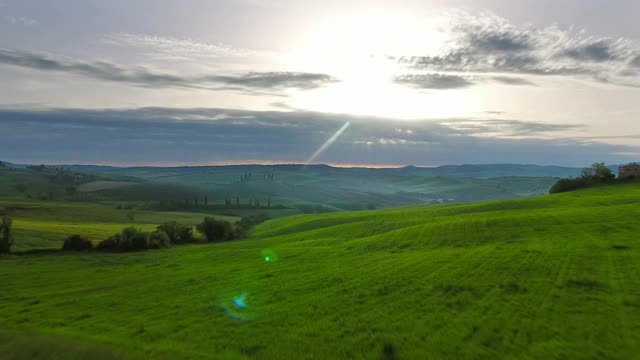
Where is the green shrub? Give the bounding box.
[97,236,119,251]
[149,230,170,249]
[122,227,148,250]
[197,217,234,243]
[157,221,194,244]
[550,162,616,194]
[97,227,150,252]
[0,217,14,254]
[62,235,93,251]
[549,178,589,194]
[235,214,270,238]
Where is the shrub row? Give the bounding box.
[60,214,269,253]
[549,162,616,194]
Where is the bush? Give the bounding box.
[97,227,150,252]
[97,236,118,251]
[149,230,170,249]
[123,227,149,250]
[549,178,588,194]
[157,221,195,244]
[0,216,14,254]
[197,217,234,242]
[549,162,616,194]
[62,235,93,251]
[235,214,270,238]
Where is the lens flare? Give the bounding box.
[232,293,247,309]
[306,122,350,164]
[261,248,279,263]
[220,292,252,321]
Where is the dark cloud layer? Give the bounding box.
[491,76,536,86]
[394,74,474,89]
[398,15,640,86]
[394,74,535,89]
[0,108,635,166]
[0,49,336,91]
[561,41,619,62]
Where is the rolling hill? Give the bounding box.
[0,164,564,218]
[2,183,640,358]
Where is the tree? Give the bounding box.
[66,186,77,195]
[592,162,615,181]
[0,217,14,253]
[62,235,93,251]
[15,184,27,193]
[126,211,136,222]
[197,217,234,242]
[149,230,170,249]
[235,214,270,238]
[157,221,194,244]
[118,227,149,251]
[550,162,617,194]
[204,196,208,207]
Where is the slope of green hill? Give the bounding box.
[2,184,640,358]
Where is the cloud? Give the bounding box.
[491,76,536,86]
[103,33,266,59]
[0,49,336,92]
[0,107,635,166]
[393,73,535,90]
[394,74,474,89]
[441,119,582,137]
[210,72,336,90]
[561,40,621,62]
[4,16,37,26]
[398,11,640,86]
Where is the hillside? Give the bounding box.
[2,184,640,358]
[0,164,560,218]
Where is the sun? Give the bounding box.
[281,11,476,119]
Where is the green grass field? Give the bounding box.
[2,184,640,358]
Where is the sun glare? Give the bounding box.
[283,11,474,119]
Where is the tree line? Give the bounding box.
[549,163,617,194]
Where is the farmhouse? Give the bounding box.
[619,163,640,179]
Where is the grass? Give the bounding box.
[2,184,640,358]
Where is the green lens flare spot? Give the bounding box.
[261,248,279,263]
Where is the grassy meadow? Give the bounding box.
[2,183,640,358]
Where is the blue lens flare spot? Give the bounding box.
[232,293,247,309]
[220,292,253,321]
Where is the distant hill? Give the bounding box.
[14,162,586,178]
[0,162,581,215]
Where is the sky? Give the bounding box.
[1,0,640,167]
